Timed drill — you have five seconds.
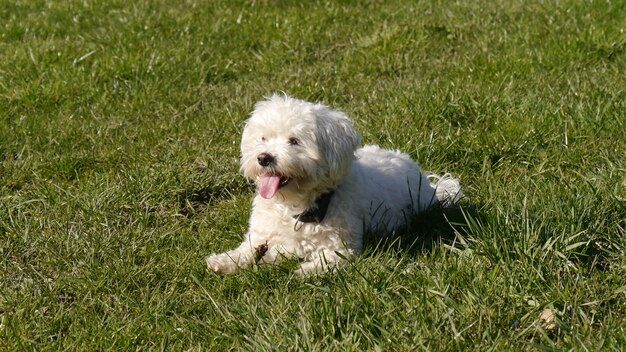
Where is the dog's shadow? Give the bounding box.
[363,204,484,256]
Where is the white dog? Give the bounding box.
[206,94,461,275]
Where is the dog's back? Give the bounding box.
[339,145,460,231]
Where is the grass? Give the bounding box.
[1,0,625,350]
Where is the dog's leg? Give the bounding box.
[294,249,352,275]
[205,241,257,274]
[206,236,292,274]
[256,245,290,265]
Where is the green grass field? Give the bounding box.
[1,0,625,350]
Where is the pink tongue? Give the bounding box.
[259,175,281,199]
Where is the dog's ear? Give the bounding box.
[315,107,361,183]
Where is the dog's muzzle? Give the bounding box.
[257,152,275,167]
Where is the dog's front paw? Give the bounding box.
[206,253,239,275]
[294,260,334,276]
[295,261,317,275]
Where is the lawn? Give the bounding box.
[1,0,625,350]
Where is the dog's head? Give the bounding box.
[240,94,360,203]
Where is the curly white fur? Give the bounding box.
[206,94,461,275]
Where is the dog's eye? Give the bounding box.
[288,137,299,146]
[261,137,266,142]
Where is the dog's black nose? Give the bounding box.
[257,153,275,167]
